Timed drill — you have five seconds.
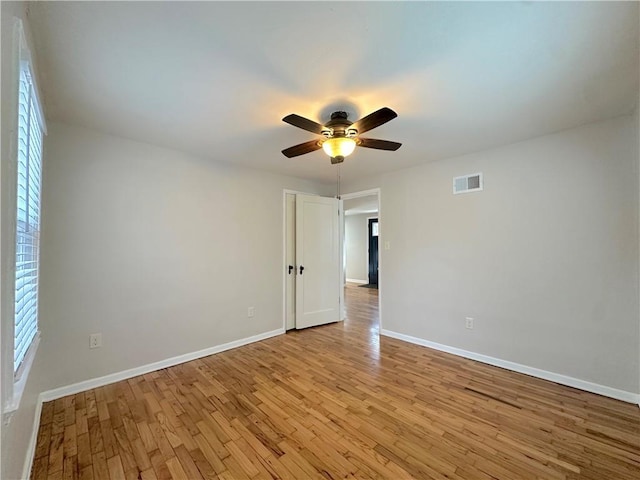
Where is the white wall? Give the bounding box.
[2,121,325,478]
[36,123,324,390]
[345,213,376,283]
[344,115,640,396]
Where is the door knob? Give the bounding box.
[288,265,294,275]
[299,265,305,275]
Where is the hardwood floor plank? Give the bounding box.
[223,440,260,478]
[192,434,227,475]
[149,450,172,480]
[112,426,138,477]
[32,455,49,480]
[137,422,158,453]
[32,284,640,479]
[91,452,109,480]
[48,432,64,475]
[77,466,93,480]
[105,456,125,480]
[35,420,53,460]
[173,444,204,480]
[139,469,158,480]
[188,448,218,480]
[130,437,152,471]
[164,457,188,480]
[41,400,55,426]
[146,425,174,463]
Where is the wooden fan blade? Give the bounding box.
[282,140,322,158]
[358,138,402,151]
[282,114,326,135]
[351,107,398,134]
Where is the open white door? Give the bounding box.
[295,194,340,329]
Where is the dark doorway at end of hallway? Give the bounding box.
[368,218,379,286]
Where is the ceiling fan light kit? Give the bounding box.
[281,107,402,164]
[322,137,356,161]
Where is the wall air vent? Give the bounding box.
[453,173,483,195]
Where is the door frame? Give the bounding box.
[282,189,320,332]
[340,188,382,330]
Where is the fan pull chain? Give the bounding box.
[336,164,341,200]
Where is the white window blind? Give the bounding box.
[14,62,44,375]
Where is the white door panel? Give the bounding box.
[296,194,340,329]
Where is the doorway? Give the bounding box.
[283,191,341,331]
[282,188,381,333]
[368,218,379,286]
[341,189,381,333]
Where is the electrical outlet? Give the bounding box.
[465,317,474,329]
[384,241,391,250]
[89,333,102,349]
[248,307,255,318]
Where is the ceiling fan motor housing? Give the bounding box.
[324,111,357,138]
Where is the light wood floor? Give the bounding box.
[32,284,639,480]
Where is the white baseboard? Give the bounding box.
[21,397,43,480]
[22,328,284,479]
[381,329,640,405]
[39,328,284,402]
[346,278,368,284]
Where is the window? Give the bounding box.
[5,19,46,411]
[14,62,44,375]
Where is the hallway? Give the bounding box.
[343,282,379,335]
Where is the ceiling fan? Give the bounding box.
[281,107,401,164]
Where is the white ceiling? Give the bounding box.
[29,1,639,183]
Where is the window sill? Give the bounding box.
[4,332,40,415]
